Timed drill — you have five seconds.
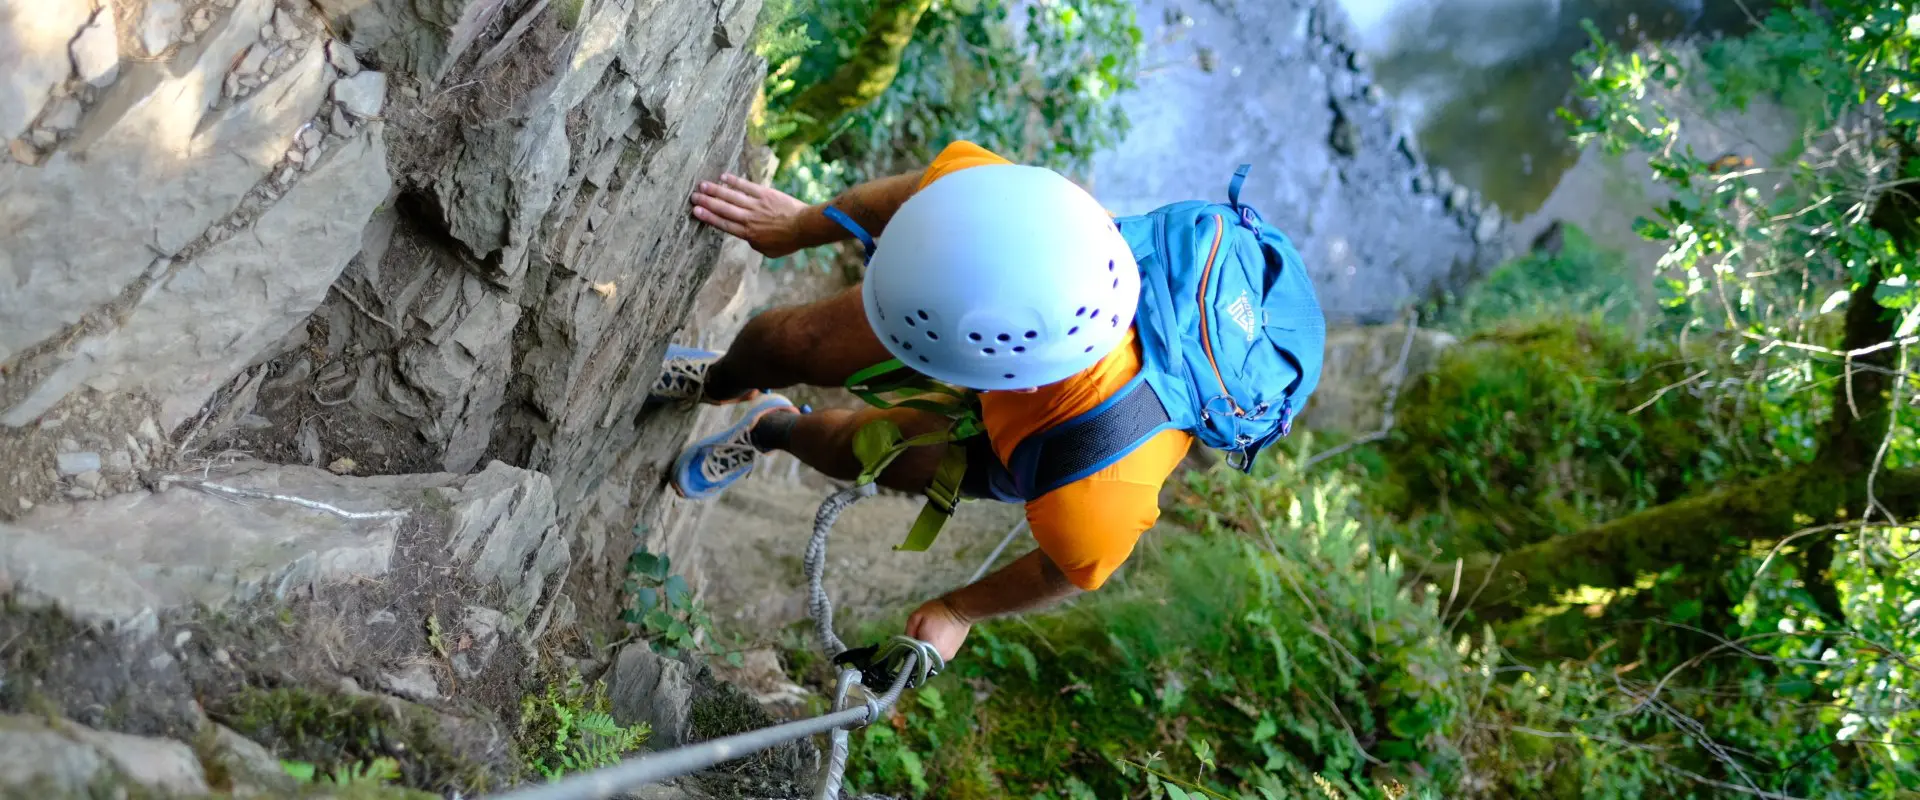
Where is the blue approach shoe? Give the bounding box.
[672,393,797,499]
[650,345,721,404]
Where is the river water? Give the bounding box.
[1092,0,1766,322]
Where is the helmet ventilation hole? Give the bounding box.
[1068,326,1079,335]
[905,316,916,328]
[983,348,996,355]
[1084,346,1095,353]
[969,332,982,342]
[1107,259,1115,272]
[888,335,900,344]
[917,310,930,320]
[1024,331,1037,339]
[996,333,1011,342]
[1111,314,1120,327]
[1013,346,1026,353]
[926,331,939,341]
[1112,277,1119,289]
[903,342,913,351]
[1090,308,1100,319]
[919,356,930,364]
[1003,373,1015,380]
[1075,307,1086,317]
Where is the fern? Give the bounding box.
[520,671,650,780]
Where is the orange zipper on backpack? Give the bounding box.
[1196,214,1242,416]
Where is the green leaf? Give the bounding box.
[664,575,690,608]
[1672,598,1704,622]
[627,551,661,578]
[1189,737,1215,770]
[725,651,745,667]
[667,619,691,641]
[633,587,659,613]
[1252,715,1279,744]
[1163,785,1194,800]
[644,609,674,631]
[280,761,318,783]
[1819,288,1852,314]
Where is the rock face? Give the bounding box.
[0,0,773,792]
[0,0,767,602]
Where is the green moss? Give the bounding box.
[212,687,489,796]
[1365,318,1784,558]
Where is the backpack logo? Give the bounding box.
[1226,291,1258,341]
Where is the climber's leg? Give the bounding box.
[672,400,956,498]
[700,284,887,402]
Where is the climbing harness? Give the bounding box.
[841,358,984,552]
[490,484,939,800]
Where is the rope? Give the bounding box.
[806,482,877,657]
[489,481,899,800]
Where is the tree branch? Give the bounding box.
[1450,466,1920,614]
[775,0,935,161]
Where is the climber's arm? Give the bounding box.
[907,549,1081,660]
[689,170,925,259]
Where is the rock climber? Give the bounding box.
[660,140,1325,665]
[656,141,1179,665]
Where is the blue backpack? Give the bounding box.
[829,165,1326,513]
[997,165,1327,498]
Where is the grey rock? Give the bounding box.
[55,451,100,475]
[272,8,303,41]
[443,461,568,631]
[1432,167,1456,197]
[71,9,121,89]
[190,7,214,33]
[331,105,352,133]
[0,462,408,624]
[332,70,388,118]
[379,664,441,701]
[0,0,289,387]
[49,113,389,427]
[73,470,103,491]
[1447,185,1472,212]
[298,124,323,149]
[204,725,297,796]
[41,96,80,131]
[105,450,133,473]
[0,0,91,141]
[235,43,269,78]
[366,609,397,625]
[610,644,696,748]
[325,40,361,77]
[0,714,210,795]
[1474,211,1504,244]
[451,605,506,679]
[137,0,186,57]
[1329,110,1359,157]
[28,127,54,148]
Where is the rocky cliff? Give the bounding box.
[0,0,794,795]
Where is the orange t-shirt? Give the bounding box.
[915,141,1194,590]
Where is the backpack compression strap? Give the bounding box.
[1005,374,1178,499]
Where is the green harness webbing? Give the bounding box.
[843,359,983,551]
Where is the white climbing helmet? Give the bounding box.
[862,164,1140,391]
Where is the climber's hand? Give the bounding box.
[690,174,809,258]
[906,598,971,662]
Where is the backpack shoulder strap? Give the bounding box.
[1005,375,1180,499]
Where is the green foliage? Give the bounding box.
[517,669,649,781]
[623,546,714,658]
[1366,318,1791,557]
[757,0,1143,271]
[842,458,1486,799]
[281,757,403,788]
[1423,223,1647,333]
[213,686,489,795]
